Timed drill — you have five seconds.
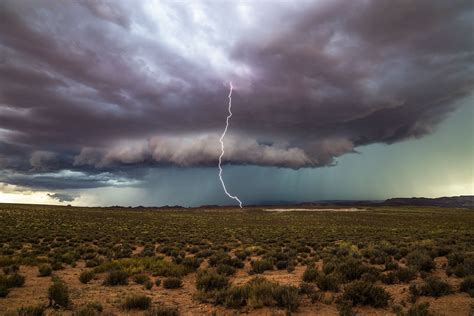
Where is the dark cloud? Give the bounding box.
[47,192,77,203]
[0,0,472,189]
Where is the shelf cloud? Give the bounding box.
[0,0,473,190]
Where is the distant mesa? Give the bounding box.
[382,195,473,208]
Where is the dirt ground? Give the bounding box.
[1,257,473,316]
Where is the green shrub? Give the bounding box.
[72,303,103,316]
[133,273,150,285]
[250,259,273,274]
[276,260,288,270]
[407,302,432,316]
[2,264,19,275]
[14,305,46,316]
[216,264,236,276]
[409,284,419,303]
[221,286,249,308]
[122,295,151,310]
[163,277,182,289]
[0,284,9,297]
[79,270,95,284]
[145,305,179,316]
[48,279,70,308]
[144,280,153,290]
[104,270,128,286]
[460,275,474,297]
[317,273,340,291]
[272,284,300,312]
[419,276,451,297]
[342,280,390,308]
[302,265,319,283]
[196,270,229,292]
[38,264,52,277]
[337,258,368,282]
[447,252,464,267]
[155,278,162,287]
[337,299,356,316]
[381,272,398,285]
[395,267,417,283]
[385,261,399,271]
[182,257,202,271]
[407,251,435,272]
[247,277,276,307]
[5,273,25,288]
[299,282,317,295]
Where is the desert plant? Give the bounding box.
[145,305,179,316]
[144,280,153,290]
[407,302,432,316]
[317,273,340,291]
[272,284,300,312]
[5,273,25,288]
[122,295,151,310]
[0,284,9,298]
[163,277,182,289]
[419,276,451,297]
[72,302,103,316]
[104,270,128,286]
[14,305,46,316]
[250,259,273,274]
[196,270,229,292]
[395,267,417,283]
[38,264,52,277]
[302,265,319,283]
[342,280,390,308]
[460,275,474,297]
[407,251,435,272]
[48,279,70,308]
[216,264,236,276]
[133,273,150,285]
[79,270,95,284]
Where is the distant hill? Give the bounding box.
[382,195,473,208]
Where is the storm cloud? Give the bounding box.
[0,0,473,189]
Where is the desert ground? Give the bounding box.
[0,203,473,315]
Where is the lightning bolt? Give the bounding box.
[218,82,243,208]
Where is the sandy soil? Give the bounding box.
[264,208,367,212]
[1,257,473,315]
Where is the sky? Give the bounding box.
[0,0,473,206]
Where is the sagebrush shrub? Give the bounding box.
[72,302,103,316]
[163,277,182,289]
[407,251,435,272]
[38,264,52,277]
[407,302,432,316]
[342,280,390,308]
[133,273,150,285]
[0,284,9,298]
[79,270,95,284]
[104,270,128,286]
[302,265,319,283]
[48,279,70,308]
[272,284,300,312]
[14,305,46,316]
[196,270,229,292]
[250,259,273,274]
[419,276,452,297]
[317,273,340,291]
[122,295,151,310]
[460,275,474,297]
[145,305,179,316]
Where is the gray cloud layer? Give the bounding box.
[0,0,473,190]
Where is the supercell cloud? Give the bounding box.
[0,0,473,190]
